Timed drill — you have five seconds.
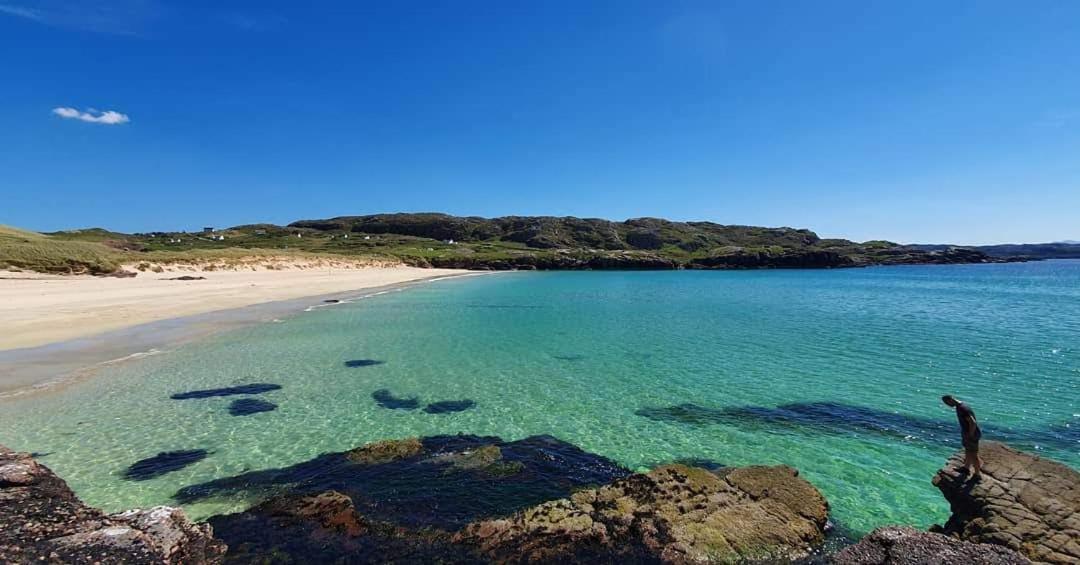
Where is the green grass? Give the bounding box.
[0,225,399,275]
[1,213,994,275]
[0,225,123,274]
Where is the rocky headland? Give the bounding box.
[2,438,1075,563]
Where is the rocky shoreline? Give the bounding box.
[0,446,224,563]
[2,439,1075,563]
[412,246,1020,271]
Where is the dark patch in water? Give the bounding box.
[345,359,385,368]
[30,452,52,459]
[636,401,1080,452]
[671,458,726,472]
[551,353,586,361]
[423,399,476,414]
[372,389,420,410]
[465,304,543,309]
[229,398,278,416]
[124,449,208,481]
[323,299,340,303]
[180,434,629,532]
[171,383,281,400]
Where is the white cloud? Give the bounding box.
[0,1,165,35]
[52,106,130,125]
[0,4,42,21]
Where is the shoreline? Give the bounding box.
[0,268,485,399]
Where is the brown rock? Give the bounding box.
[345,437,423,465]
[932,441,1079,564]
[0,446,225,564]
[831,526,1031,564]
[257,491,368,536]
[455,463,830,563]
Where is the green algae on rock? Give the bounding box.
[345,437,424,465]
[455,463,829,563]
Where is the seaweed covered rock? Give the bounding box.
[189,434,631,533]
[455,463,829,563]
[345,437,423,464]
[200,437,831,563]
[932,442,1079,564]
[0,446,225,564]
[831,526,1030,564]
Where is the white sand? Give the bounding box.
[0,260,466,351]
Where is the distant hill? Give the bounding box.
[281,213,1007,269]
[910,242,1080,260]
[3,213,1025,275]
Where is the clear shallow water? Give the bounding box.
[1,262,1077,536]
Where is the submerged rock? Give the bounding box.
[201,433,831,564]
[636,402,1079,453]
[371,388,420,410]
[932,442,1079,564]
[427,445,525,477]
[228,398,277,416]
[0,446,225,564]
[124,449,209,481]
[182,434,629,531]
[345,437,424,465]
[345,359,385,368]
[423,399,476,413]
[170,383,281,400]
[831,526,1030,564]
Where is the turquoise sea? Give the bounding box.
[1,261,1077,536]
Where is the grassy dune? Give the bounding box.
[0,226,396,275]
[0,225,122,275]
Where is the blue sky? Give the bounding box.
[2,1,1078,244]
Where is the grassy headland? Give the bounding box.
[2,214,1013,276]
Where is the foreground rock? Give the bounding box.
[456,464,829,563]
[0,446,225,564]
[203,435,830,562]
[932,441,1079,564]
[831,526,1030,564]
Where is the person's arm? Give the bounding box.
[962,414,980,441]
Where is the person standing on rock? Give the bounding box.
[941,395,982,479]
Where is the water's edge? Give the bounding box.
[0,271,492,400]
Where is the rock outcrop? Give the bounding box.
[456,463,830,563]
[0,446,225,564]
[831,526,1031,564]
[932,441,1079,564]
[202,435,831,563]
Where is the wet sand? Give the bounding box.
[0,263,475,397]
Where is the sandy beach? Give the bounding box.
[0,259,466,352]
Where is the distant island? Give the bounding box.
[3,213,1076,275]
